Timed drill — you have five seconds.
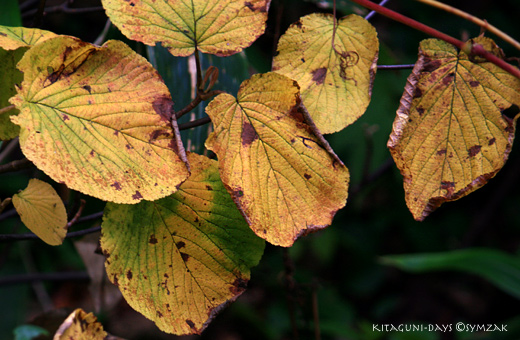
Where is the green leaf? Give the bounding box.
[388,37,520,221]
[380,248,520,299]
[205,72,350,247]
[102,0,270,57]
[12,179,67,246]
[10,36,189,204]
[272,13,379,134]
[13,325,49,340]
[101,152,265,335]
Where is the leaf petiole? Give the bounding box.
[0,105,16,115]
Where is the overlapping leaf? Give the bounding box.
[101,153,265,335]
[205,72,350,247]
[272,13,379,134]
[10,36,190,204]
[12,178,67,246]
[102,0,270,57]
[388,37,520,220]
[0,26,57,140]
[54,308,107,340]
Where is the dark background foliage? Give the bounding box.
[1,0,520,339]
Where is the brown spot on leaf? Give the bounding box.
[0,32,6,36]
[186,320,195,329]
[422,59,442,73]
[149,234,158,244]
[112,274,119,287]
[241,121,258,146]
[488,138,496,146]
[176,241,185,249]
[468,145,482,157]
[234,189,244,197]
[442,72,455,85]
[205,185,213,191]
[125,144,132,150]
[440,181,456,197]
[152,96,173,122]
[436,148,447,156]
[304,173,311,179]
[413,87,423,99]
[149,129,170,142]
[114,130,119,136]
[82,85,92,93]
[416,107,425,116]
[229,277,248,295]
[62,114,69,121]
[126,270,133,280]
[157,311,163,318]
[132,191,143,200]
[111,182,122,190]
[180,252,190,262]
[469,80,480,87]
[311,67,327,85]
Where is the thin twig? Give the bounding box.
[23,1,104,19]
[0,105,15,115]
[178,116,212,130]
[349,0,520,80]
[31,0,47,27]
[0,158,34,174]
[0,224,102,243]
[365,0,390,21]
[66,199,86,228]
[378,64,415,70]
[0,138,20,164]
[413,0,520,51]
[283,248,299,340]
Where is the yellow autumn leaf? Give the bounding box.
[0,26,57,140]
[101,152,264,335]
[102,0,270,57]
[272,13,379,134]
[10,36,190,204]
[205,72,350,247]
[12,178,67,246]
[0,25,57,50]
[388,37,520,221]
[53,308,107,340]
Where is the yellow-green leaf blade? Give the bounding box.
[388,37,520,221]
[101,153,265,335]
[0,25,57,50]
[102,0,270,57]
[10,36,189,204]
[205,72,349,247]
[54,308,107,340]
[272,13,379,134]
[12,178,67,246]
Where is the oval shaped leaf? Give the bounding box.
[10,36,190,204]
[102,0,270,57]
[205,72,350,247]
[272,13,379,134]
[54,308,107,340]
[12,178,67,246]
[388,38,520,220]
[101,153,265,335]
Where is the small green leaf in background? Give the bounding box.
[13,324,49,340]
[380,248,520,299]
[101,153,265,335]
[12,178,67,246]
[0,0,21,27]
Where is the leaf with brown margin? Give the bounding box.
[0,26,57,140]
[205,72,349,247]
[388,37,520,221]
[101,153,265,335]
[272,13,378,134]
[10,36,189,204]
[102,0,270,57]
[54,308,107,340]
[12,178,67,246]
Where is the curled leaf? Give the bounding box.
[12,179,67,246]
[101,153,264,335]
[388,38,520,220]
[53,308,107,340]
[10,36,189,204]
[205,72,349,247]
[272,13,378,134]
[102,0,270,57]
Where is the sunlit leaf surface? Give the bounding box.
[0,26,57,140]
[102,0,270,57]
[12,179,67,246]
[54,308,107,340]
[272,13,378,134]
[10,36,189,204]
[205,72,349,247]
[101,153,265,335]
[388,38,520,220]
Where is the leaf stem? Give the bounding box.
[377,64,415,70]
[348,0,520,79]
[0,104,16,115]
[413,0,520,51]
